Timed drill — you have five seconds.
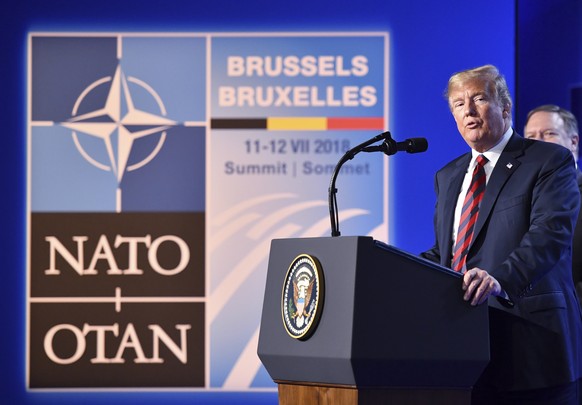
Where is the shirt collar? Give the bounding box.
[470,127,513,168]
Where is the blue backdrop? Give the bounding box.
[0,0,521,403]
[515,0,582,133]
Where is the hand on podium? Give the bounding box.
[462,268,502,306]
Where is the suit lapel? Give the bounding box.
[472,133,524,245]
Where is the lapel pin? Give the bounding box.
[506,163,513,169]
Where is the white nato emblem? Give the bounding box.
[61,65,177,210]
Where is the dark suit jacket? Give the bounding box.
[421,132,582,391]
[573,170,582,308]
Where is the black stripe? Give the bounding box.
[211,118,267,129]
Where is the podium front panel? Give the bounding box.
[258,236,489,388]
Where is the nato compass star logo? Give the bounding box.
[60,64,177,212]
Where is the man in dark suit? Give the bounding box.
[421,65,582,404]
[524,104,582,310]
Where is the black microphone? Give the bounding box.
[362,137,428,155]
[395,137,428,153]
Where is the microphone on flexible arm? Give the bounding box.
[361,137,428,155]
[328,131,428,237]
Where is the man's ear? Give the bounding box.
[502,106,510,118]
[571,133,579,154]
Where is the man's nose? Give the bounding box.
[463,101,476,116]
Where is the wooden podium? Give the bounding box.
[257,236,489,404]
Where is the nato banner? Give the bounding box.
[28,32,388,390]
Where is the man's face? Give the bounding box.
[449,78,509,152]
[524,111,578,157]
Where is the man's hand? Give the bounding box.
[462,267,502,306]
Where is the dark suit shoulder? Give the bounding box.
[436,152,470,176]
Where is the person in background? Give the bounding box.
[524,104,582,309]
[421,65,582,404]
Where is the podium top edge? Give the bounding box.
[374,239,462,279]
[270,236,461,279]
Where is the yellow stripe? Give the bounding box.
[267,117,327,130]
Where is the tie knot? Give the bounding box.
[476,154,488,167]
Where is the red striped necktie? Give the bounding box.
[451,154,488,273]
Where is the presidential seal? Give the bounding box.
[281,254,324,340]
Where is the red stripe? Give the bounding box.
[327,117,385,130]
[459,198,481,225]
[459,204,474,225]
[457,209,479,246]
[467,174,485,195]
